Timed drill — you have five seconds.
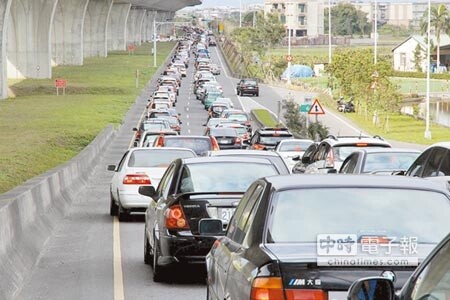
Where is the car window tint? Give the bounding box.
[156,164,175,199]
[268,188,450,243]
[117,151,129,172]
[408,149,433,177]
[227,184,257,240]
[363,152,420,173]
[340,154,358,174]
[161,165,176,199]
[279,141,313,152]
[438,150,450,176]
[127,150,195,167]
[410,241,450,300]
[423,147,448,177]
[227,114,248,121]
[177,162,278,193]
[165,138,211,155]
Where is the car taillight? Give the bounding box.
[165,204,190,229]
[235,137,241,144]
[210,136,220,151]
[251,277,285,300]
[253,144,265,150]
[123,174,151,185]
[285,289,328,300]
[244,121,251,126]
[155,135,165,147]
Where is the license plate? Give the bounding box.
[219,208,235,223]
[220,139,231,144]
[328,292,347,300]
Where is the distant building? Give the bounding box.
[264,0,324,37]
[392,34,450,72]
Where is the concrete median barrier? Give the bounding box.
[0,125,116,300]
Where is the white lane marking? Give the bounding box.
[323,108,367,135]
[113,217,125,300]
[186,114,190,119]
[187,122,190,126]
[186,107,190,112]
[188,129,191,134]
[214,47,245,111]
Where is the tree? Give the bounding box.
[412,44,424,72]
[325,3,371,37]
[420,4,450,72]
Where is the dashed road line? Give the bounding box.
[113,217,125,300]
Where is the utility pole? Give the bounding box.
[153,11,157,68]
[424,0,432,139]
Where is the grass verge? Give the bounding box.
[0,42,175,194]
[252,109,279,127]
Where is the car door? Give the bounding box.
[217,183,265,300]
[146,163,176,249]
[111,151,129,201]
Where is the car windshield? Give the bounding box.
[142,122,170,131]
[128,149,195,167]
[268,188,450,243]
[178,162,278,193]
[333,145,390,162]
[363,152,420,173]
[210,128,237,136]
[278,141,313,152]
[260,135,293,145]
[164,138,212,155]
[245,80,257,86]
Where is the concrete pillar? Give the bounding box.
[127,7,145,46]
[0,0,11,99]
[52,0,90,66]
[141,11,148,43]
[107,2,131,51]
[83,0,113,58]
[7,0,58,79]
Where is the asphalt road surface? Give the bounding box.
[15,43,424,300]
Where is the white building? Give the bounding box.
[392,34,450,72]
[264,0,324,37]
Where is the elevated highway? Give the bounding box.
[0,0,200,99]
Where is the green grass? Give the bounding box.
[0,42,175,194]
[391,77,450,94]
[267,45,394,57]
[252,109,279,127]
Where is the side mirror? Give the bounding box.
[202,123,207,126]
[107,165,116,171]
[392,170,406,176]
[138,186,156,198]
[301,156,311,164]
[347,277,394,300]
[292,155,300,161]
[133,141,138,147]
[243,140,251,145]
[198,219,225,236]
[327,168,337,174]
[133,127,138,131]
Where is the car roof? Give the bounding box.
[349,147,421,154]
[263,174,449,193]
[129,147,195,153]
[321,135,391,146]
[210,149,283,157]
[423,142,450,150]
[180,156,276,165]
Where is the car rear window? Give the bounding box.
[128,149,195,167]
[260,135,293,145]
[268,188,450,244]
[227,114,248,121]
[178,162,278,193]
[278,141,313,152]
[363,152,420,173]
[333,145,390,162]
[164,138,212,155]
[210,128,237,136]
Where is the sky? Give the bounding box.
[198,0,263,8]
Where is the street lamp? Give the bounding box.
[424,0,432,139]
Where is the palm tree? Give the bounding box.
[420,4,450,72]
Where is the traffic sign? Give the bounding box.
[286,55,293,62]
[300,104,311,113]
[308,99,325,115]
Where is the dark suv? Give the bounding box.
[246,127,293,150]
[236,78,259,96]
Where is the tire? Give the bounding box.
[109,192,118,216]
[206,285,213,300]
[236,89,239,95]
[152,240,166,282]
[144,231,153,265]
[117,202,129,222]
[255,92,259,97]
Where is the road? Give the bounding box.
[15,42,423,300]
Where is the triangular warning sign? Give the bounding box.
[308,99,325,115]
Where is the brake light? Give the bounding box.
[235,137,241,144]
[356,143,368,147]
[210,136,220,151]
[251,277,285,300]
[245,121,251,126]
[254,144,265,150]
[155,135,165,147]
[165,204,190,229]
[285,289,328,300]
[123,174,151,185]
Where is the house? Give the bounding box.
[392,34,450,72]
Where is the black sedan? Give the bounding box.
[208,127,243,150]
[204,175,450,300]
[139,156,281,282]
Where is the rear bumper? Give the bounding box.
[118,191,151,210]
[158,233,217,266]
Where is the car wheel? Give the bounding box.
[117,202,129,222]
[255,92,259,97]
[206,285,213,300]
[144,230,153,265]
[110,192,118,216]
[236,89,239,95]
[152,239,166,282]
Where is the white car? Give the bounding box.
[215,97,234,109]
[274,139,314,171]
[108,147,196,221]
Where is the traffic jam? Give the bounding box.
[107,27,450,300]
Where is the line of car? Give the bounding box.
[107,26,450,300]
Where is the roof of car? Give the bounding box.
[180,156,276,165]
[129,147,195,153]
[321,135,391,147]
[348,147,421,154]
[423,142,450,150]
[209,149,283,157]
[263,174,449,193]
